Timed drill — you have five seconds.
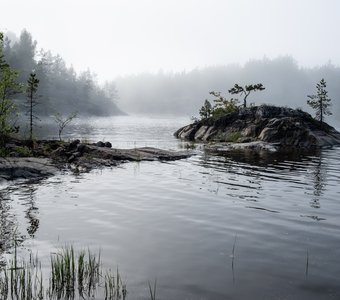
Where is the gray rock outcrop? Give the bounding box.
[175,106,340,149]
[0,157,58,181]
[1,139,191,181]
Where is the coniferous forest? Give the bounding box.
[3,29,340,124]
[3,29,123,118]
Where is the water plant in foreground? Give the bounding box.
[148,279,157,300]
[0,244,43,300]
[0,245,129,300]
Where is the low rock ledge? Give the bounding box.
[1,139,191,181]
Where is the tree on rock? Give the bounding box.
[199,99,212,119]
[228,83,265,108]
[209,91,239,117]
[307,78,332,124]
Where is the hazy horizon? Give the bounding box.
[2,0,340,82]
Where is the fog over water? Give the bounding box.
[2,2,340,299]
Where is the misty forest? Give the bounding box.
[1,16,340,300]
[2,30,340,122]
[116,59,340,120]
[2,30,121,118]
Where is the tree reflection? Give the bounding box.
[0,182,41,261]
[310,153,326,209]
[23,184,40,237]
[0,189,19,259]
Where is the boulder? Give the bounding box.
[96,141,105,147]
[0,157,58,181]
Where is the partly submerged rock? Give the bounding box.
[0,157,58,181]
[1,139,192,181]
[53,144,190,164]
[175,106,340,150]
[63,145,191,172]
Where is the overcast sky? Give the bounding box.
[2,0,340,81]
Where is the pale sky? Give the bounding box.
[2,0,340,81]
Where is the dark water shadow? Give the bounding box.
[198,146,332,216]
[205,147,322,167]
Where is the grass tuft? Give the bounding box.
[148,279,157,300]
[0,245,132,300]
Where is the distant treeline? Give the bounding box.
[3,30,122,117]
[116,57,340,121]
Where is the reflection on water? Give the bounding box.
[19,184,40,237]
[33,115,191,149]
[203,147,332,212]
[310,154,326,208]
[0,190,14,258]
[0,184,36,262]
[1,116,340,299]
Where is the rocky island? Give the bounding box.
[175,105,340,152]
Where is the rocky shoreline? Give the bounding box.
[175,105,340,151]
[0,139,191,181]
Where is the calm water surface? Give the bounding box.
[1,116,340,299]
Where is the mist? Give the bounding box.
[3,30,122,118]
[2,29,340,127]
[116,57,340,121]
[2,0,340,125]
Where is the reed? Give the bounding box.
[0,245,166,300]
[0,245,133,300]
[104,268,127,300]
[77,250,86,295]
[231,234,237,284]
[148,279,157,300]
[49,245,77,298]
[49,246,104,298]
[0,243,43,300]
[305,249,309,278]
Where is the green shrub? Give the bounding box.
[0,147,9,157]
[15,146,32,157]
[226,132,242,142]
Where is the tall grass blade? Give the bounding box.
[148,279,157,300]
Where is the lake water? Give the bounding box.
[1,116,340,299]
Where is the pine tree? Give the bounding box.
[26,73,40,141]
[307,79,332,124]
[199,99,212,119]
[228,83,265,108]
